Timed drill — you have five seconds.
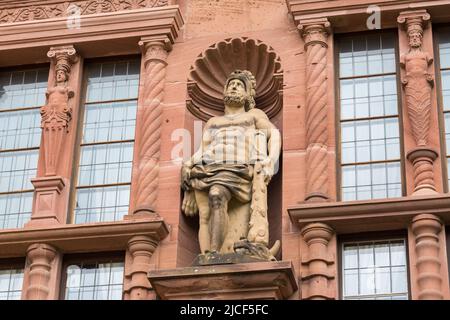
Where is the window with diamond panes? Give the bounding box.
[342,239,409,300]
[0,67,48,229]
[437,30,450,189]
[63,259,124,300]
[338,33,403,201]
[0,261,25,300]
[73,59,139,224]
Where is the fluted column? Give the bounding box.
[398,10,439,195]
[129,38,171,216]
[25,244,57,300]
[300,223,335,299]
[125,236,158,300]
[299,18,331,202]
[411,214,444,299]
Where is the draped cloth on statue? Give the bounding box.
[189,163,253,203]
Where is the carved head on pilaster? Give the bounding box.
[47,45,77,87]
[298,18,331,49]
[398,10,430,51]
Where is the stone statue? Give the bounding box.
[181,70,281,263]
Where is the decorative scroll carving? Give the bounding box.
[398,11,438,195]
[300,223,335,300]
[125,235,158,300]
[411,214,444,300]
[131,39,170,214]
[187,38,283,121]
[298,19,330,202]
[26,243,57,300]
[41,46,77,177]
[0,0,168,24]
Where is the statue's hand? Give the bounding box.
[181,163,192,191]
[182,190,198,216]
[426,73,434,86]
[260,158,275,185]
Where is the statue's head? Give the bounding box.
[407,24,423,49]
[55,63,70,84]
[224,70,256,111]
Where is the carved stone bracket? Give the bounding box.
[128,37,171,217]
[411,214,444,300]
[25,243,57,300]
[124,235,158,300]
[298,18,331,202]
[300,223,335,300]
[398,10,438,195]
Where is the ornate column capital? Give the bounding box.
[298,18,331,49]
[26,243,58,300]
[139,36,172,66]
[398,10,430,32]
[47,45,78,70]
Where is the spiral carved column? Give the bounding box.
[411,214,444,300]
[25,243,57,300]
[299,19,331,202]
[398,11,439,195]
[300,223,335,299]
[130,39,171,215]
[125,236,158,300]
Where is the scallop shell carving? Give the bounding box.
[187,37,283,121]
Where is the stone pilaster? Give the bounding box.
[298,18,331,202]
[124,236,158,300]
[25,244,57,300]
[398,10,439,195]
[300,223,335,299]
[128,37,172,217]
[27,45,78,227]
[411,214,444,299]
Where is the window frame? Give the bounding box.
[68,55,141,224]
[0,257,26,300]
[59,251,125,300]
[338,231,411,300]
[433,25,450,193]
[334,29,407,202]
[0,64,49,229]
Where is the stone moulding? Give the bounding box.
[148,261,298,300]
[0,218,169,258]
[288,194,450,233]
[0,5,183,52]
[0,0,170,24]
[285,0,450,31]
[187,37,283,121]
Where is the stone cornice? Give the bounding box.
[0,0,170,24]
[0,5,183,53]
[0,218,169,258]
[286,0,450,31]
[288,194,450,233]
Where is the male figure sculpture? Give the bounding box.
[181,70,281,261]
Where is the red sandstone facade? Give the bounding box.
[1,0,450,300]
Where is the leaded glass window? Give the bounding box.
[342,239,409,300]
[73,59,139,224]
[64,260,124,300]
[0,263,24,300]
[338,33,403,201]
[0,67,48,228]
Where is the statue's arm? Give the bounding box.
[183,120,212,168]
[252,109,281,165]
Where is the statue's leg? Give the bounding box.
[221,201,251,253]
[208,184,231,253]
[194,190,210,254]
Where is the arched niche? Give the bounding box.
[177,37,283,267]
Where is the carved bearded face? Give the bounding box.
[408,30,423,48]
[56,69,67,83]
[224,78,247,107]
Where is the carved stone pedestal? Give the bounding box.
[26,176,66,227]
[148,261,298,300]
